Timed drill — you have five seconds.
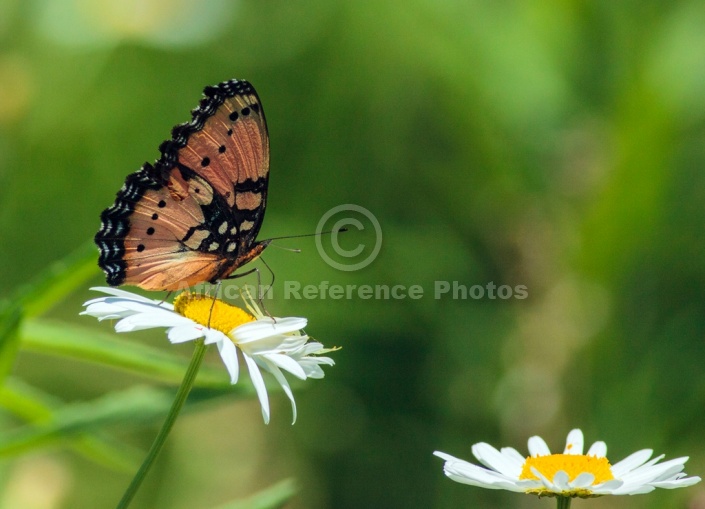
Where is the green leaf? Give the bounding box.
[20,318,241,389]
[0,378,142,472]
[0,385,192,458]
[0,378,144,472]
[211,478,297,509]
[0,306,22,385]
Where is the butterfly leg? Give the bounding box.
[206,281,223,328]
[258,257,276,303]
[252,265,274,321]
[158,291,173,307]
[222,264,275,321]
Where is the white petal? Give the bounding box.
[217,338,240,383]
[591,479,624,494]
[231,320,277,342]
[297,341,327,356]
[239,333,306,355]
[471,443,522,478]
[621,457,688,487]
[552,470,570,491]
[434,451,460,462]
[515,479,544,490]
[570,472,595,488]
[262,353,307,380]
[88,286,165,304]
[445,472,525,492]
[530,466,557,491]
[587,441,607,458]
[500,447,526,465]
[527,435,551,456]
[611,449,653,477]
[298,358,333,379]
[114,308,191,332]
[81,310,125,321]
[266,316,307,334]
[80,301,134,318]
[203,328,228,345]
[282,335,316,352]
[299,364,323,379]
[167,325,206,343]
[564,429,584,455]
[102,299,169,315]
[433,452,526,492]
[651,476,701,489]
[300,354,336,366]
[656,456,688,481]
[648,458,690,482]
[243,352,270,424]
[81,297,108,307]
[262,360,297,424]
[233,317,306,343]
[617,452,665,482]
[640,453,666,470]
[608,483,655,495]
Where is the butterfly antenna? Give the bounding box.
[208,281,222,328]
[268,244,302,253]
[258,257,276,320]
[264,227,348,243]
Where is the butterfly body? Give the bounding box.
[95,79,270,291]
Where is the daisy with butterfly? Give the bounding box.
[85,79,337,508]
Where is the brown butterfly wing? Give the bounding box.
[95,79,270,291]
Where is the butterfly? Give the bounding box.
[95,79,271,291]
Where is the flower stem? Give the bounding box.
[115,339,207,509]
[556,497,571,509]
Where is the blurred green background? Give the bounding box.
[2,0,705,508]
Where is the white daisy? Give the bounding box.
[81,287,337,424]
[434,429,700,500]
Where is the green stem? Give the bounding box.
[556,496,571,509]
[115,339,207,509]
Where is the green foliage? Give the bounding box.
[1,0,705,508]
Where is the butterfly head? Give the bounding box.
[230,238,271,271]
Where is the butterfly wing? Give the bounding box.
[95,79,270,291]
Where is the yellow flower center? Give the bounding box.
[173,292,254,335]
[519,454,614,485]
